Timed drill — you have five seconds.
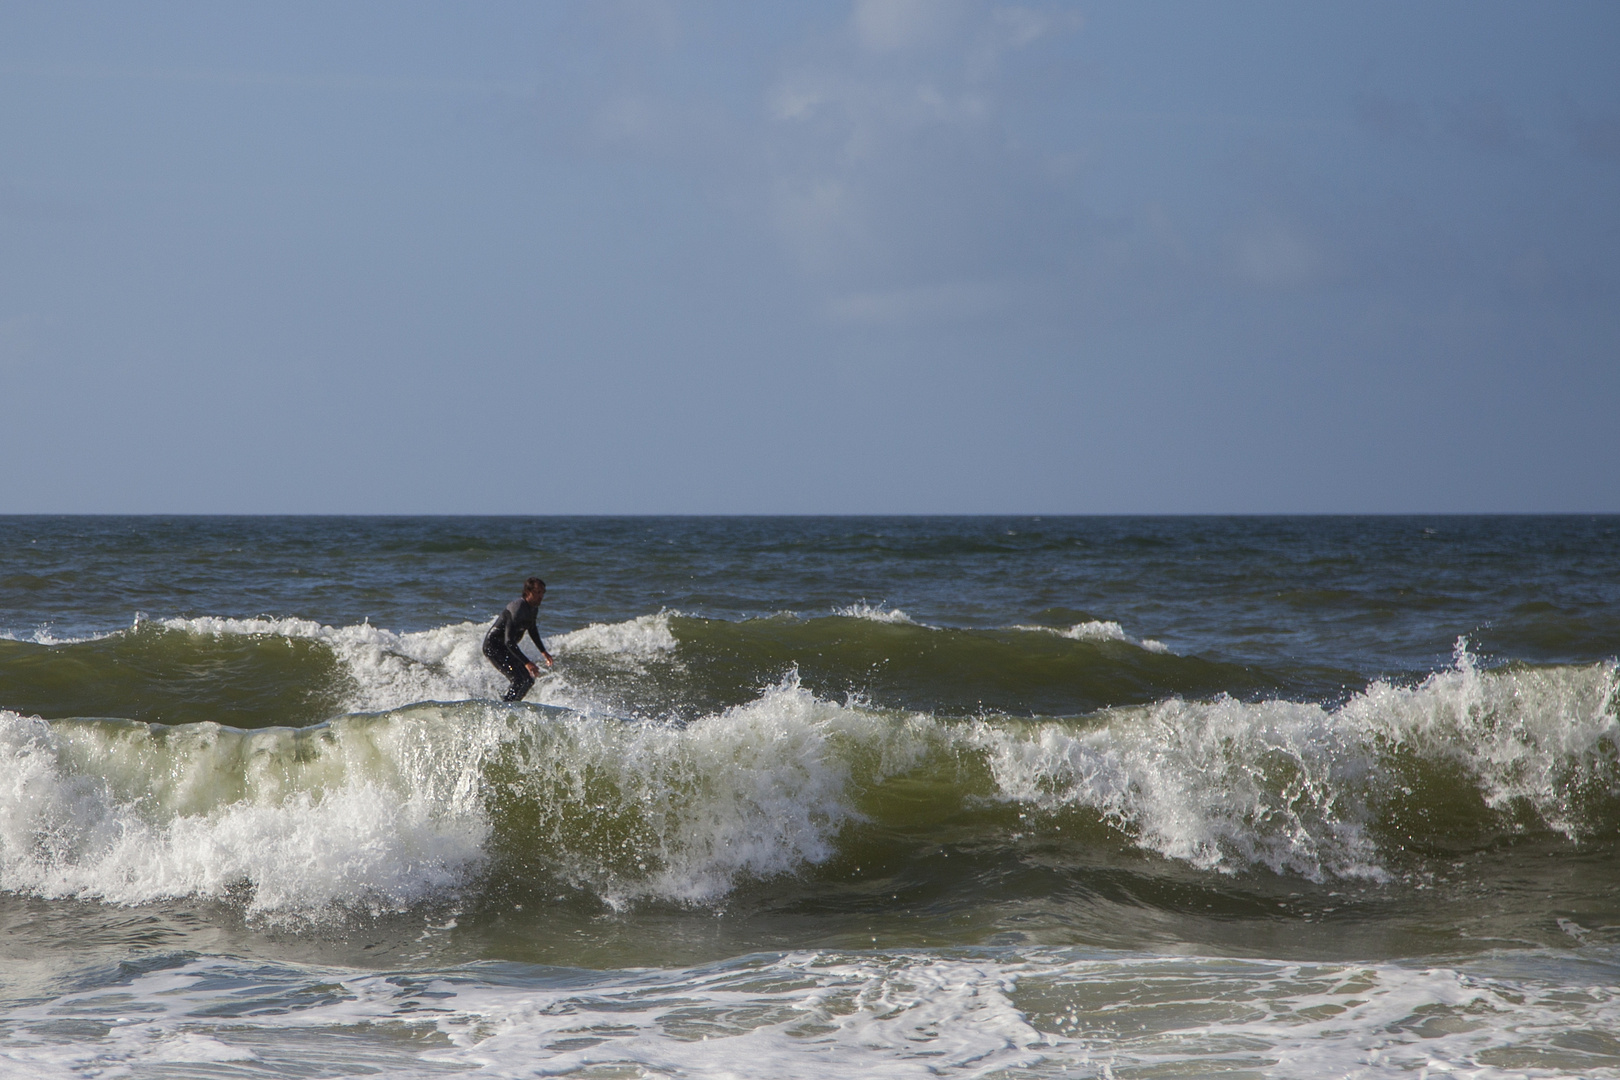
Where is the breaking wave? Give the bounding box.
[1,634,1614,917]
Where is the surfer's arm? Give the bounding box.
[525,625,553,665]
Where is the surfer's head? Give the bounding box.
[523,577,546,602]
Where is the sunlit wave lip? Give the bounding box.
[833,602,923,625]
[1008,620,1171,653]
[551,610,679,660]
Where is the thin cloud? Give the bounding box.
[851,0,963,53]
[1230,220,1326,290]
[764,3,1086,302]
[826,281,1011,325]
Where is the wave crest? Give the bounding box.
[0,708,499,917]
[975,644,1620,879]
[1011,620,1170,653]
[2,648,1614,916]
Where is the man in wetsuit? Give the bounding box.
[483,577,553,701]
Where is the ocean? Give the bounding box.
[1,515,1617,1078]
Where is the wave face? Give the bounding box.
[3,626,1615,918]
[5,516,1620,1079]
[0,607,1318,730]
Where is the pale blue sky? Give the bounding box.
[3,1,1617,512]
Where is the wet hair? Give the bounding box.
[523,577,546,596]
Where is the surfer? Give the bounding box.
[483,577,553,701]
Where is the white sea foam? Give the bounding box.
[549,611,679,661]
[835,601,918,624]
[487,672,880,908]
[0,674,895,914]
[974,695,1385,880]
[157,613,503,709]
[1,644,1614,915]
[1010,620,1171,653]
[1351,640,1620,838]
[0,624,121,645]
[3,949,1617,1079]
[155,611,684,713]
[972,644,1619,880]
[0,707,499,917]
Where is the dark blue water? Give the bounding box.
[6,514,1617,667]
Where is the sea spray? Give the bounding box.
[486,673,874,907]
[5,516,1620,1078]
[835,602,920,624]
[972,697,1384,881]
[1010,619,1171,653]
[973,647,1620,879]
[0,682,892,916]
[0,707,500,915]
[1353,641,1620,843]
[3,651,1617,919]
[160,614,503,711]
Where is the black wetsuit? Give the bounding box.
[483,597,547,701]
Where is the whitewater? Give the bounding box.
[2,515,1618,1078]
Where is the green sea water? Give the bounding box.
[2,516,1618,1078]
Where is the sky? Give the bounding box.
[2,1,1617,514]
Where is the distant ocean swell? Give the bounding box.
[0,608,1298,727]
[1,614,1615,917]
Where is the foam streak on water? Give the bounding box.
[3,950,1617,1079]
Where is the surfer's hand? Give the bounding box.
[542,653,554,667]
[525,662,539,677]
